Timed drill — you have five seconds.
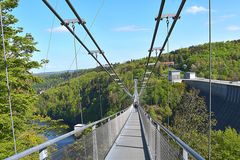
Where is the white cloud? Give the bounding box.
[113,25,149,32]
[226,25,240,31]
[186,5,208,14]
[47,26,68,33]
[220,14,236,20]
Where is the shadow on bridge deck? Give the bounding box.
[105,108,150,160]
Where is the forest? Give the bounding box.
[160,40,240,80]
[0,0,240,159]
[36,56,240,159]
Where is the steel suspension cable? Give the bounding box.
[68,0,105,71]
[65,0,131,96]
[44,0,59,73]
[208,0,212,159]
[140,0,186,95]
[42,0,131,97]
[141,0,165,89]
[166,18,170,128]
[72,22,84,125]
[0,6,17,154]
[42,1,91,55]
[65,23,78,82]
[166,18,171,159]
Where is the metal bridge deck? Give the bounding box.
[105,108,149,160]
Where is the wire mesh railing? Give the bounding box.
[5,105,133,160]
[138,106,205,160]
[49,131,93,160]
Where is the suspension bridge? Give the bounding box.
[4,0,215,159]
[6,79,204,160]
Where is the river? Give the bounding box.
[44,130,75,149]
[38,121,75,149]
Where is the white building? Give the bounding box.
[168,70,181,83]
[184,72,196,79]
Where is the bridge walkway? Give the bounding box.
[105,108,150,160]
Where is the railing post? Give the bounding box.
[39,148,47,160]
[92,125,98,160]
[157,125,161,160]
[154,123,158,160]
[115,114,119,135]
[183,148,188,160]
[108,118,112,146]
[119,111,123,127]
[148,117,152,146]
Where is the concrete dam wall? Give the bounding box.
[183,79,240,131]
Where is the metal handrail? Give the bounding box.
[5,107,130,160]
[139,106,205,160]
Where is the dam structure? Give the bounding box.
[183,78,240,131]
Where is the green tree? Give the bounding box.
[166,40,240,80]
[0,0,43,158]
[173,89,212,135]
[172,89,218,158]
[212,128,240,160]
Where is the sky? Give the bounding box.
[12,0,240,73]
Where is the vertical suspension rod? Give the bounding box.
[208,0,212,159]
[0,6,17,154]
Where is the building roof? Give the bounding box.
[186,72,195,74]
[169,70,181,73]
